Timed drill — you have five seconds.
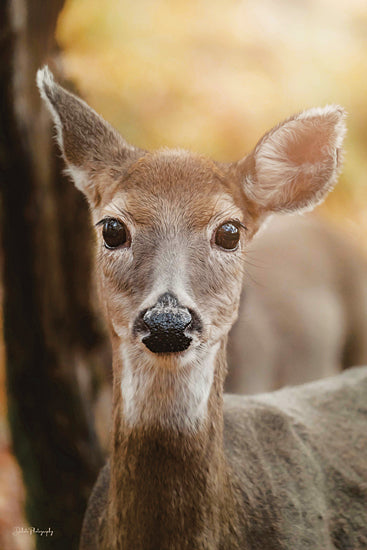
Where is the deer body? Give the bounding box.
[227,214,367,394]
[37,68,367,549]
[82,361,367,550]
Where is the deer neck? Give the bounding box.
[103,339,239,549]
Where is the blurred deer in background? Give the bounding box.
[38,67,367,550]
[226,214,367,394]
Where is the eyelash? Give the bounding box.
[95,217,118,228]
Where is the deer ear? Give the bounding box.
[240,106,346,214]
[37,66,139,206]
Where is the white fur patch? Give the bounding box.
[120,342,220,432]
[37,67,64,151]
[244,105,346,213]
[64,165,90,194]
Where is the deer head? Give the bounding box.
[37,67,346,431]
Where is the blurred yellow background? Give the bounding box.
[57,0,367,243]
[1,3,367,547]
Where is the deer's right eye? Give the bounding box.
[102,218,129,249]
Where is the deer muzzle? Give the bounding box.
[134,292,201,354]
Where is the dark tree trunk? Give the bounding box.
[0,1,108,548]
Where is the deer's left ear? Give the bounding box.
[239,106,346,214]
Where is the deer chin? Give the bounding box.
[125,335,206,371]
[119,341,220,431]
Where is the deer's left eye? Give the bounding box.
[214,222,240,250]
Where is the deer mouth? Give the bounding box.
[142,330,193,354]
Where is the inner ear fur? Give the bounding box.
[240,105,346,214]
[37,66,141,205]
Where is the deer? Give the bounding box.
[37,67,367,550]
[226,214,367,394]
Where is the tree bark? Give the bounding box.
[0,1,108,547]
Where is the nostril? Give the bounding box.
[133,309,150,336]
[186,308,202,333]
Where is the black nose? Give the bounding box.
[135,292,193,353]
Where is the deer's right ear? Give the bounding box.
[37,66,138,206]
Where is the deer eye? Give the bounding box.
[214,222,240,250]
[102,218,129,249]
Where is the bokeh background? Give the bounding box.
[1,0,367,548]
[58,0,367,242]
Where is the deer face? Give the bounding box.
[38,67,346,430]
[93,150,252,365]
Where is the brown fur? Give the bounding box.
[37,68,367,549]
[83,361,367,550]
[95,343,239,550]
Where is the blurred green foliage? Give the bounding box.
[58,0,367,243]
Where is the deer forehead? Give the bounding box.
[97,151,247,230]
